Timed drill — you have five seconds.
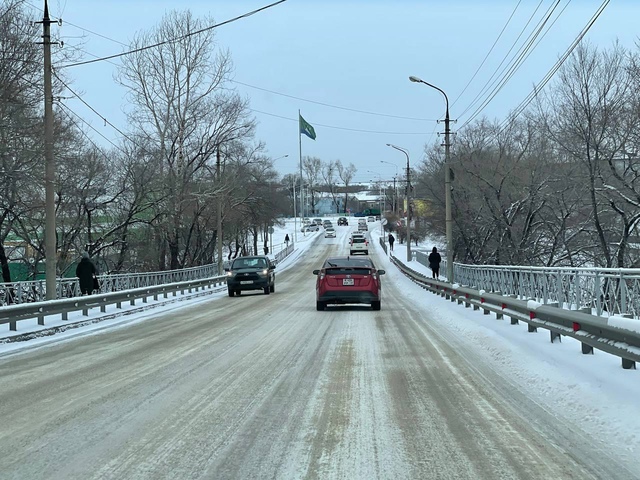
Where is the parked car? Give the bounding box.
[225,255,275,296]
[324,227,336,238]
[337,217,348,226]
[313,256,385,310]
[350,236,368,255]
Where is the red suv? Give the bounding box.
[313,256,385,311]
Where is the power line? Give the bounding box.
[459,0,569,128]
[53,71,137,146]
[233,80,436,122]
[457,0,550,119]
[58,0,287,69]
[451,0,523,108]
[495,0,610,136]
[250,109,433,135]
[57,101,125,155]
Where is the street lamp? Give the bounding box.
[380,160,399,215]
[386,143,412,262]
[409,75,453,281]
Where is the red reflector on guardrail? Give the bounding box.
[572,322,581,332]
[529,311,536,320]
[480,298,485,303]
[502,303,507,310]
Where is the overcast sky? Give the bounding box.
[29,0,640,182]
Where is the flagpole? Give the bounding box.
[299,109,304,223]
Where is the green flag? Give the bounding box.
[299,114,316,140]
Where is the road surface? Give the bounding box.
[0,232,635,479]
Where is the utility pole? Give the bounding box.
[444,107,453,282]
[216,146,223,274]
[39,1,57,299]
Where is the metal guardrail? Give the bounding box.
[392,255,640,370]
[0,242,297,335]
[0,243,297,306]
[412,255,640,319]
[0,275,228,333]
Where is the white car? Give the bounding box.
[324,227,336,238]
[350,237,369,255]
[367,216,375,222]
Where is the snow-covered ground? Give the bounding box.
[1,216,639,467]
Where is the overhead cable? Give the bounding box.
[58,0,287,69]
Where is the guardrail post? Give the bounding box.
[465,293,471,308]
[550,330,561,343]
[594,273,602,317]
[621,358,636,370]
[581,343,594,355]
[528,311,537,332]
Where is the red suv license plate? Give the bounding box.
[342,278,354,286]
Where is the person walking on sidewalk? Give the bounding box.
[388,233,395,252]
[76,252,98,295]
[428,246,442,279]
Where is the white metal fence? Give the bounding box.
[412,254,640,319]
[1,243,295,306]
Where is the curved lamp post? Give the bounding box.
[409,75,453,281]
[386,143,411,262]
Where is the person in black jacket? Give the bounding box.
[76,252,97,295]
[388,233,395,251]
[428,246,441,279]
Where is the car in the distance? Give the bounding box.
[337,217,348,226]
[225,255,275,296]
[313,218,323,226]
[313,256,385,310]
[358,223,368,232]
[367,216,375,222]
[324,227,336,238]
[301,224,319,232]
[350,236,368,254]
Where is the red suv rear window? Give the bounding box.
[325,267,371,275]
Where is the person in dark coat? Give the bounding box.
[388,233,395,251]
[76,252,97,295]
[284,234,290,246]
[428,246,442,279]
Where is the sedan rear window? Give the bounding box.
[352,238,366,244]
[325,267,372,276]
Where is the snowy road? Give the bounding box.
[0,236,636,479]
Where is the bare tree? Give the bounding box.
[538,42,639,267]
[116,10,255,270]
[337,160,356,214]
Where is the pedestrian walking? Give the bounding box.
[76,252,98,295]
[284,233,290,246]
[388,233,395,251]
[428,246,442,279]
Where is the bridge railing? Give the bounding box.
[1,242,296,306]
[411,253,640,319]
